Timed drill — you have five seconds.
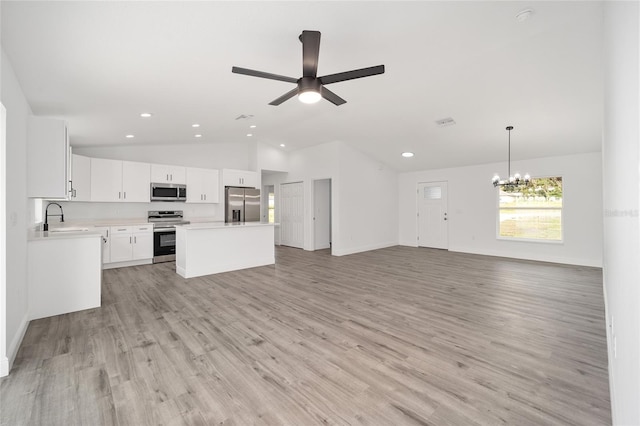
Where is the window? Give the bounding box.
[268,190,275,224]
[498,177,563,241]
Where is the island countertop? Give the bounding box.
[176,221,277,230]
[175,221,276,278]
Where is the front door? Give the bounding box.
[418,181,448,249]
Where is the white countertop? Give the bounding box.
[176,221,276,230]
[28,229,103,242]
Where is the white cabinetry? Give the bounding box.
[28,235,102,320]
[187,167,219,203]
[70,154,91,201]
[90,158,150,202]
[93,226,111,264]
[223,169,258,188]
[109,225,153,262]
[151,164,186,184]
[27,117,70,199]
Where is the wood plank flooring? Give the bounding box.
[1,246,611,425]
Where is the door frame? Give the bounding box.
[312,178,332,251]
[417,180,449,249]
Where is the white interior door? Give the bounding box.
[313,179,331,250]
[418,181,448,249]
[280,182,304,249]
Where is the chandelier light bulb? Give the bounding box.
[492,174,500,183]
[524,173,531,182]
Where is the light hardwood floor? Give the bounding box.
[1,246,611,425]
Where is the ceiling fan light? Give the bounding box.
[298,90,321,104]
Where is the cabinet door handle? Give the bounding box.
[204,194,206,201]
[72,189,77,198]
[170,174,173,181]
[106,229,109,237]
[123,192,126,199]
[166,174,169,181]
[134,236,137,244]
[129,236,132,244]
[118,192,121,199]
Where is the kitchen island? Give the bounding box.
[175,222,275,278]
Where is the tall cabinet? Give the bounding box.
[27,117,70,199]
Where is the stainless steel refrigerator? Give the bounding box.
[225,187,261,222]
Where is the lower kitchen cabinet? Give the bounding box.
[109,225,153,263]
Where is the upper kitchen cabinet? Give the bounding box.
[70,154,91,202]
[150,164,186,184]
[90,158,150,202]
[223,169,258,188]
[27,117,70,199]
[186,167,219,203]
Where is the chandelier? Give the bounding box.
[492,126,530,190]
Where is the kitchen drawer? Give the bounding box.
[132,225,152,233]
[110,226,133,234]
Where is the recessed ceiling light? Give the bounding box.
[194,134,202,138]
[125,134,135,138]
[402,152,414,158]
[250,125,257,128]
[280,144,285,147]
[192,124,200,128]
[247,133,253,137]
[140,113,152,118]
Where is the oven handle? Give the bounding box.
[153,227,176,233]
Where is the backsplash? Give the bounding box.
[40,201,222,223]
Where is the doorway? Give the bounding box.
[280,182,304,249]
[418,181,448,249]
[313,179,331,250]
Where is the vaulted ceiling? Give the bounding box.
[1,1,603,172]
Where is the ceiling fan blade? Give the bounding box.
[269,87,299,106]
[319,65,385,85]
[300,30,321,78]
[232,66,298,84]
[321,87,347,106]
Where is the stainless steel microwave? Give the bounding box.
[150,183,187,202]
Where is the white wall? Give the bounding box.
[1,48,32,375]
[334,143,398,255]
[602,2,640,425]
[285,141,398,256]
[399,152,603,267]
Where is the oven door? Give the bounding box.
[153,227,176,262]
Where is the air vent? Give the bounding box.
[435,117,456,127]
[235,114,254,120]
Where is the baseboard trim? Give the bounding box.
[0,356,9,377]
[332,241,397,257]
[4,313,29,376]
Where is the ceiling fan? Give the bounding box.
[232,30,385,106]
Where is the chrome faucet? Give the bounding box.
[43,202,64,231]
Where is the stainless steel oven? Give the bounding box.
[148,210,189,263]
[153,226,177,263]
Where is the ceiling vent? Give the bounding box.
[435,117,456,127]
[235,114,254,120]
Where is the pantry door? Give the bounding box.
[280,182,304,249]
